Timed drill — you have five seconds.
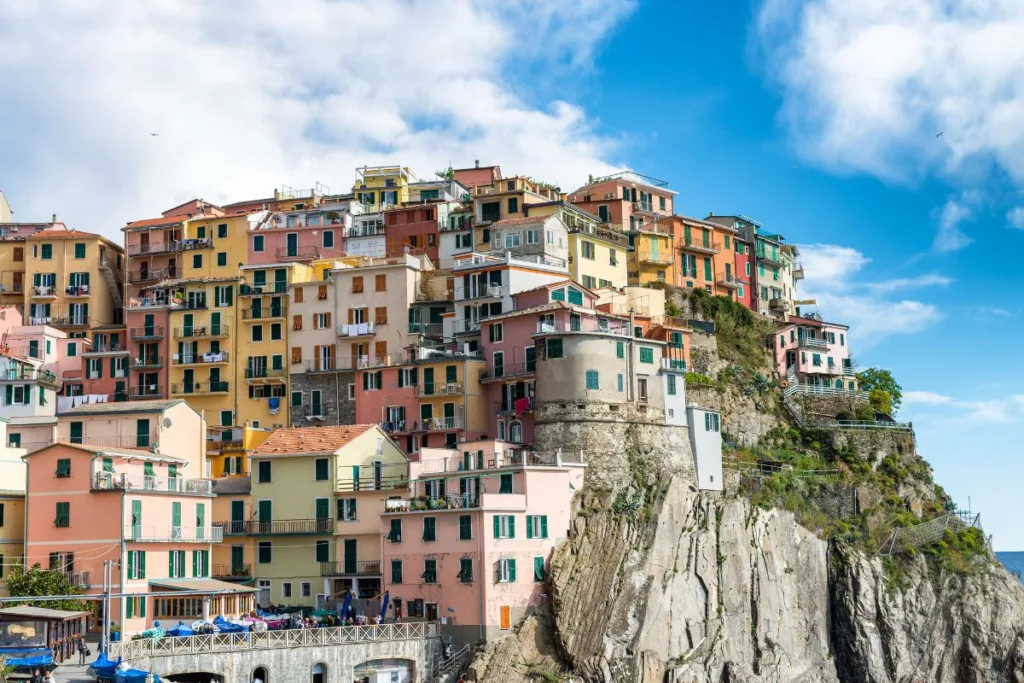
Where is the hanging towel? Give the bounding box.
[514,397,530,413]
[268,396,281,414]
[57,396,75,413]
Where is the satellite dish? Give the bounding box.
[163,418,172,428]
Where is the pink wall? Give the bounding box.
[385,207,440,264]
[355,366,417,451]
[735,241,753,310]
[124,309,170,398]
[246,224,347,266]
[772,321,852,379]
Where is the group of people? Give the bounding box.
[29,669,55,682]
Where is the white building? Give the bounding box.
[686,404,722,491]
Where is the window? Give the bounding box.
[70,242,87,259]
[459,515,472,540]
[192,550,209,578]
[546,338,563,358]
[253,235,265,252]
[617,373,624,392]
[291,390,302,408]
[704,412,721,432]
[55,458,71,478]
[459,558,474,584]
[581,241,595,260]
[315,540,329,563]
[493,514,515,539]
[323,231,334,248]
[217,252,227,267]
[585,370,599,390]
[534,556,547,582]
[127,550,146,580]
[659,196,666,211]
[526,229,539,244]
[422,558,438,583]
[375,274,387,292]
[616,341,624,358]
[192,254,202,269]
[270,323,282,340]
[582,275,596,289]
[257,461,271,483]
[251,325,263,342]
[609,248,618,266]
[282,582,292,599]
[41,244,53,260]
[639,347,654,364]
[388,518,402,543]
[352,276,364,293]
[489,322,503,342]
[314,458,329,481]
[567,288,584,306]
[504,233,521,249]
[257,542,272,564]
[55,502,70,527]
[526,515,548,539]
[499,473,513,494]
[168,550,186,578]
[422,516,436,542]
[508,197,518,213]
[337,498,356,521]
[497,558,517,583]
[667,375,677,395]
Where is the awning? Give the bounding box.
[147,578,256,593]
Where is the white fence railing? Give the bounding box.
[112,621,440,659]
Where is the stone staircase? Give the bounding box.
[100,258,123,310]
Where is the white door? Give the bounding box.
[257,580,271,607]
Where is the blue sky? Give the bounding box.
[0,0,1021,547]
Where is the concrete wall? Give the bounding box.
[687,406,723,491]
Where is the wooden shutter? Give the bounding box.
[375,341,387,357]
[324,312,332,327]
[293,315,302,330]
[375,274,386,291]
[347,308,354,325]
[375,307,387,324]
[313,346,321,371]
[291,347,302,364]
[294,287,304,303]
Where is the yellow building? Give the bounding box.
[411,356,488,449]
[0,418,25,597]
[248,425,409,608]
[353,165,417,212]
[471,176,561,251]
[0,224,124,331]
[568,226,629,290]
[628,227,675,286]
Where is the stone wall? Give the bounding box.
[288,370,356,426]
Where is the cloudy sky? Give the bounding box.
[2,0,1022,548]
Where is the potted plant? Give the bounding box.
[110,624,121,642]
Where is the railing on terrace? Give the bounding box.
[828,420,914,432]
[416,382,463,397]
[85,342,127,354]
[636,248,674,265]
[111,622,441,660]
[535,319,630,336]
[241,307,287,320]
[0,368,58,386]
[127,268,176,284]
[451,318,481,334]
[129,384,164,398]
[717,273,742,288]
[336,475,408,492]
[212,563,252,579]
[784,383,864,399]
[337,322,376,337]
[130,326,165,339]
[319,560,382,577]
[65,284,90,296]
[94,472,213,495]
[304,358,350,373]
[172,351,230,365]
[407,322,444,337]
[494,398,535,414]
[414,449,573,476]
[132,356,164,368]
[276,246,321,260]
[423,416,462,431]
[123,525,223,543]
[171,381,230,395]
[480,361,535,381]
[797,336,829,349]
[454,283,507,300]
[51,315,90,328]
[244,368,287,380]
[240,283,289,296]
[385,494,479,513]
[237,518,334,535]
[681,238,721,255]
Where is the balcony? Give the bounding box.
[129,384,164,399]
[127,297,174,310]
[173,324,230,340]
[320,560,381,577]
[421,416,462,432]
[336,475,408,492]
[769,297,790,312]
[93,472,213,495]
[304,358,349,373]
[175,298,208,310]
[451,318,481,335]
[0,282,24,295]
[51,315,90,329]
[244,367,287,382]
[793,263,805,281]
[171,381,230,396]
[239,518,334,535]
[416,382,463,398]
[480,361,535,382]
[455,283,507,300]
[407,322,444,337]
[241,306,287,321]
[127,267,176,284]
[535,319,630,337]
[494,397,535,415]
[635,248,674,266]
[337,321,376,338]
[661,357,686,371]
[797,336,828,350]
[31,285,57,299]
[379,420,409,435]
[0,368,59,388]
[126,238,212,256]
[758,250,786,267]
[681,238,721,256]
[384,493,479,513]
[275,246,321,261]
[61,571,91,588]
[717,274,741,289]
[124,525,223,543]
[84,341,128,354]
[172,351,230,365]
[239,283,288,296]
[132,356,163,369]
[213,564,252,580]
[130,326,165,340]
[65,284,90,298]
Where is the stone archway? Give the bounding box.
[311,662,326,683]
[252,665,269,683]
[163,673,225,683]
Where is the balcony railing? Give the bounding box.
[0,368,58,387]
[480,361,535,381]
[171,381,230,395]
[379,420,408,434]
[636,249,674,266]
[415,382,463,397]
[407,322,444,337]
[132,356,163,369]
[423,416,462,431]
[244,368,286,381]
[337,322,376,337]
[385,493,479,512]
[124,525,223,543]
[682,239,721,255]
[241,307,287,320]
[94,472,213,495]
[319,560,382,577]
[127,267,176,284]
[129,384,164,399]
[240,283,288,296]
[173,325,230,340]
[336,475,408,492]
[85,342,127,354]
[451,318,481,335]
[454,283,507,300]
[717,273,741,289]
[172,351,230,365]
[31,285,57,298]
[494,398,535,414]
[769,297,790,311]
[758,250,786,267]
[51,315,90,328]
[235,518,334,535]
[213,564,252,579]
[276,246,321,260]
[65,284,90,297]
[130,326,165,340]
[535,319,630,336]
[304,358,348,373]
[0,282,24,294]
[126,237,212,256]
[797,336,828,349]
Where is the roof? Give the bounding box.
[25,229,105,241]
[148,578,256,593]
[213,477,251,495]
[676,214,736,231]
[88,323,127,331]
[8,416,58,426]
[58,398,189,416]
[150,276,242,288]
[481,301,566,324]
[490,215,552,228]
[252,425,377,456]
[123,215,188,230]
[26,441,188,463]
[513,279,597,299]
[0,605,89,620]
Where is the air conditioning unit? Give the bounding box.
[604,193,615,200]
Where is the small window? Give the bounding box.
[55,459,71,478]
[546,338,563,359]
[218,223,228,238]
[251,325,264,342]
[617,373,624,392]
[258,542,272,564]
[192,254,202,269]
[585,370,599,390]
[281,582,292,599]
[217,252,227,267]
[422,558,437,584]
[616,341,624,358]
[323,231,334,248]
[253,235,265,252]
[391,559,403,584]
[73,243,86,259]
[667,374,677,396]
[41,244,53,260]
[639,347,654,364]
[534,556,547,582]
[257,461,271,483]
[497,558,516,583]
[314,458,329,481]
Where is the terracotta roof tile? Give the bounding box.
[124,215,189,230]
[25,230,107,240]
[252,425,377,456]
[490,216,551,228]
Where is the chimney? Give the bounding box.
[51,214,56,223]
[709,211,714,216]
[475,160,480,168]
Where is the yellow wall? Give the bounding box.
[24,234,123,328]
[353,167,415,211]
[568,233,628,290]
[211,493,253,582]
[0,494,25,597]
[0,241,26,315]
[628,232,675,286]
[414,359,487,437]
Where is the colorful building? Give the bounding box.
[79,324,130,402]
[567,224,628,290]
[0,323,61,450]
[567,171,676,233]
[628,223,675,286]
[380,440,585,643]
[245,425,409,609]
[770,314,856,393]
[0,418,26,596]
[353,165,417,212]
[246,196,356,267]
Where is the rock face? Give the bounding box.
[473,478,1024,683]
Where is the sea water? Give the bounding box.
[997,551,1024,582]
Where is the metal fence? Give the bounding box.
[878,511,982,556]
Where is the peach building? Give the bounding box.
[24,442,252,635]
[380,441,585,643]
[567,170,676,233]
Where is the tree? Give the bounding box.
[857,367,902,415]
[6,563,87,612]
[868,389,892,416]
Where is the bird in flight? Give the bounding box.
[936,132,943,138]
[150,133,159,137]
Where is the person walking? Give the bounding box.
[31,668,43,683]
[77,636,88,665]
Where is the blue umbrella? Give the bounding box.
[379,591,390,621]
[340,589,353,620]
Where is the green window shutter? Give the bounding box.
[55,459,71,477]
[392,559,403,584]
[136,419,150,448]
[140,596,146,618]
[126,596,133,619]
[128,551,135,579]
[315,541,329,563]
[493,516,500,539]
[172,502,181,528]
[508,515,515,539]
[459,515,471,540]
[169,551,175,577]
[526,516,534,539]
[258,461,271,483]
[315,459,329,481]
[140,551,146,579]
[509,559,517,582]
[315,498,330,520]
[541,516,548,538]
[196,503,205,531]
[534,556,546,582]
[192,551,199,577]
[616,341,624,358]
[131,500,142,537]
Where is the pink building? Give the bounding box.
[379,441,585,643]
[246,199,356,267]
[78,324,130,402]
[24,442,252,635]
[384,205,441,264]
[770,314,856,392]
[734,236,754,311]
[567,171,676,232]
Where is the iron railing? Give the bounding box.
[172,352,230,365]
[130,326,165,339]
[123,525,223,542]
[319,560,382,577]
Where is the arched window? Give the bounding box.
[251,666,269,683]
[311,663,326,683]
[835,380,843,390]
[509,421,523,444]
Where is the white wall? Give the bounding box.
[344,236,386,258]
[686,406,722,491]
[661,370,686,426]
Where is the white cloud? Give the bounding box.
[1007,206,1024,229]
[904,390,1024,423]
[758,0,1024,186]
[904,390,953,405]
[797,242,944,342]
[933,197,974,252]
[0,0,635,239]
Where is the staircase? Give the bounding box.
[100,258,124,310]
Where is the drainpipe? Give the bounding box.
[627,308,636,403]
[333,269,341,424]
[233,267,241,438]
[477,508,485,643]
[119,487,126,633]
